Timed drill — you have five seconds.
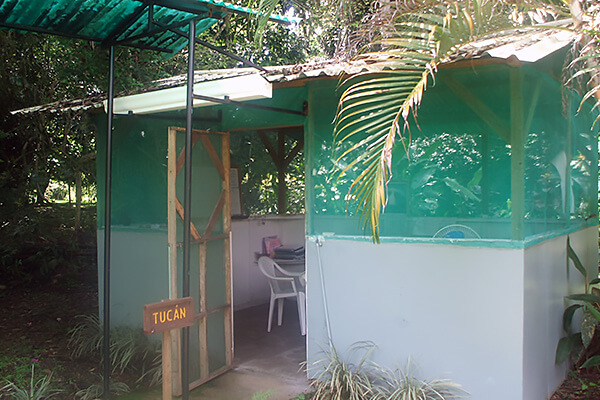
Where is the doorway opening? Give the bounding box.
[229,125,307,387]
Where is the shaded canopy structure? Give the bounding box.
[0,1,294,398]
[0,0,293,53]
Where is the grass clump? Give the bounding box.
[371,360,467,400]
[1,362,62,400]
[68,314,162,387]
[306,342,467,400]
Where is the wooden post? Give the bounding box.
[198,242,209,380]
[277,130,286,214]
[167,127,182,396]
[510,68,525,240]
[162,330,172,400]
[222,133,233,367]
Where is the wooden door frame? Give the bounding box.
[167,127,233,395]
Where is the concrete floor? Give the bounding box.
[124,301,309,400]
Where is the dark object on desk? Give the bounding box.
[273,245,304,260]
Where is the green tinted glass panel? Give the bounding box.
[306,64,598,244]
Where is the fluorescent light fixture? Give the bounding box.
[105,73,272,114]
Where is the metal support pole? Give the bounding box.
[181,20,196,400]
[103,45,115,400]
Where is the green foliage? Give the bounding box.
[68,315,161,383]
[75,375,130,400]
[1,363,62,400]
[556,237,600,367]
[307,342,467,400]
[0,355,39,391]
[0,205,95,284]
[289,393,312,400]
[252,389,275,400]
[567,5,600,127]
[567,370,599,395]
[231,131,304,215]
[371,361,467,400]
[253,0,374,58]
[308,342,374,400]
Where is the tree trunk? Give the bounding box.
[75,172,82,229]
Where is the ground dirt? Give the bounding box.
[0,271,102,398]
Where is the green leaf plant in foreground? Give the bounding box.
[1,362,62,400]
[556,237,600,367]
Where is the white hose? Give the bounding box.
[314,235,333,348]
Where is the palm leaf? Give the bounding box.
[333,0,518,242]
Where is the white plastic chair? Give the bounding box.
[258,256,306,335]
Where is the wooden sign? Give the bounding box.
[143,297,194,335]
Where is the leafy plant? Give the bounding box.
[568,369,599,394]
[0,354,38,391]
[68,314,161,379]
[371,360,467,400]
[556,237,600,367]
[75,374,130,400]
[252,389,275,400]
[306,342,467,400]
[1,362,62,400]
[307,342,375,400]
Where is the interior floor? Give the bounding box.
[234,302,307,380]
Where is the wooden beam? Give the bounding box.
[277,131,286,214]
[284,137,304,168]
[510,69,525,241]
[202,190,226,239]
[228,124,304,133]
[441,74,511,143]
[162,330,173,400]
[524,80,542,135]
[258,130,284,169]
[222,133,233,368]
[176,198,201,240]
[198,243,209,381]
[168,127,179,299]
[176,134,200,176]
[199,134,226,181]
[188,366,232,392]
[167,127,182,397]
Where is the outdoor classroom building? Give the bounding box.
[93,26,598,400]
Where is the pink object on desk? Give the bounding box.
[262,235,282,256]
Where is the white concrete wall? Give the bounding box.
[306,239,525,400]
[305,227,597,400]
[231,215,305,310]
[522,226,596,400]
[97,230,170,328]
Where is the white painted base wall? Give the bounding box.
[231,215,305,310]
[306,226,597,400]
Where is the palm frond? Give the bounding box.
[333,0,525,242]
[253,0,280,44]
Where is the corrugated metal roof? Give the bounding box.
[447,22,575,63]
[0,0,296,54]
[11,23,577,115]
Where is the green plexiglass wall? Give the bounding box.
[306,63,598,245]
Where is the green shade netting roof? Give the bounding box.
[0,0,296,54]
